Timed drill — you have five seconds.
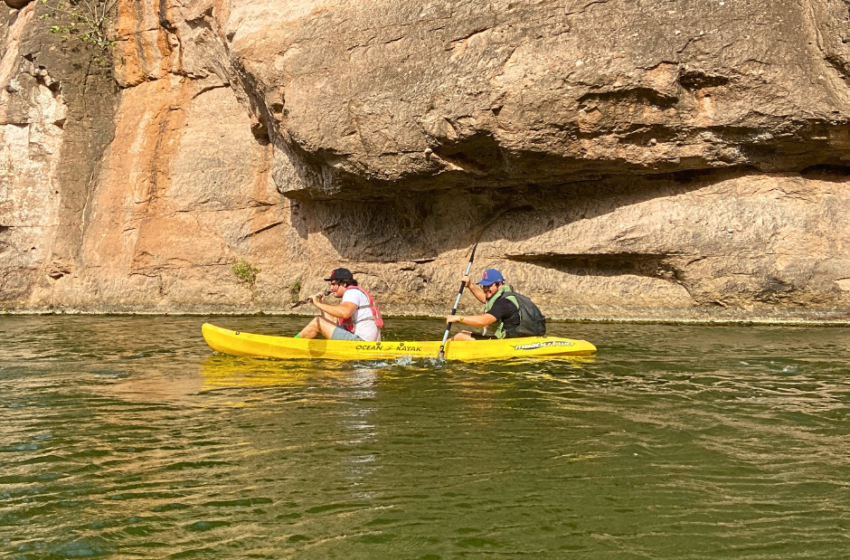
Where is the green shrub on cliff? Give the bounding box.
[232,259,260,288]
[289,281,302,304]
[39,0,117,62]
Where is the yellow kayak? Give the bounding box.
[202,323,596,361]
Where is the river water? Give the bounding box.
[1,315,850,559]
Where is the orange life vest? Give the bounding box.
[337,286,384,333]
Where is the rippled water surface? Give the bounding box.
[2,315,850,559]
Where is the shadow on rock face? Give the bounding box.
[289,167,727,264]
[286,165,850,315]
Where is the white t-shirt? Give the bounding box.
[342,288,381,341]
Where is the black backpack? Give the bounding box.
[505,290,546,336]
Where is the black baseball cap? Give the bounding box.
[324,268,354,282]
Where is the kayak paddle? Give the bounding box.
[437,243,478,360]
[291,290,331,309]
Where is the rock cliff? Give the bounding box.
[2,0,850,322]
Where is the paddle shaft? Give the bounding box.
[438,244,478,359]
[291,290,331,309]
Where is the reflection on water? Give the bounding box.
[1,315,850,559]
[94,369,204,404]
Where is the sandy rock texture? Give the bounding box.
[2,0,850,323]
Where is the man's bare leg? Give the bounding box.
[297,317,321,339]
[451,330,475,341]
[317,317,339,339]
[298,316,339,339]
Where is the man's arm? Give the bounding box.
[446,313,497,327]
[448,296,514,327]
[311,294,357,319]
[462,276,486,303]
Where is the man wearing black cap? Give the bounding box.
[446,268,521,341]
[296,268,383,342]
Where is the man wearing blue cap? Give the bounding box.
[446,269,522,340]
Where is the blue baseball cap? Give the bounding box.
[477,269,504,286]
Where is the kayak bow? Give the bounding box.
[202,323,596,361]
